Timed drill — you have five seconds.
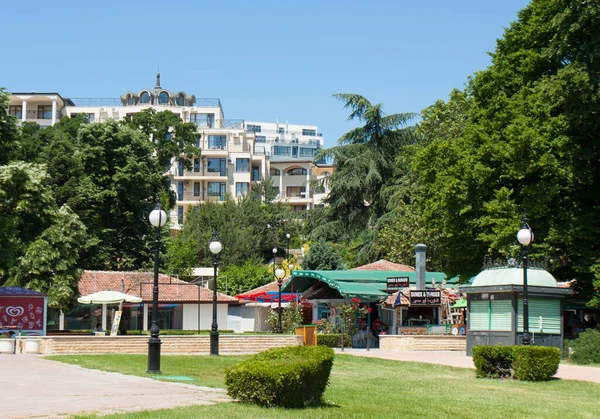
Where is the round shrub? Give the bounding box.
[512,346,560,381]
[570,329,600,365]
[472,345,514,378]
[225,346,334,408]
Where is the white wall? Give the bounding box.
[182,303,229,331]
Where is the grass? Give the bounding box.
[48,354,600,419]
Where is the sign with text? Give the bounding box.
[110,311,122,337]
[409,290,441,306]
[386,276,410,289]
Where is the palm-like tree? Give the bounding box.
[315,94,418,239]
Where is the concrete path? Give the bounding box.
[336,349,600,383]
[0,355,231,419]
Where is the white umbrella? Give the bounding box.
[78,290,142,305]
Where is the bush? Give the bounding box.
[317,333,352,348]
[225,346,334,408]
[512,346,560,381]
[472,345,515,378]
[570,329,600,365]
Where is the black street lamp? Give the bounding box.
[147,204,167,374]
[517,213,534,346]
[272,246,285,333]
[209,231,222,355]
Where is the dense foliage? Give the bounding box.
[473,345,560,381]
[569,329,600,365]
[225,346,334,408]
[266,302,303,333]
[302,241,345,270]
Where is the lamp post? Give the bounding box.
[147,204,167,374]
[209,231,222,355]
[275,265,286,333]
[517,212,534,345]
[286,232,291,267]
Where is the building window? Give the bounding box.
[8,105,22,118]
[193,182,200,196]
[302,128,316,136]
[236,182,249,197]
[38,105,52,119]
[207,158,227,176]
[287,168,307,176]
[236,158,249,172]
[127,94,135,105]
[207,182,226,200]
[252,166,260,181]
[70,113,95,123]
[190,113,214,128]
[178,158,184,176]
[147,303,183,329]
[178,206,184,225]
[278,127,285,134]
[270,168,281,176]
[208,135,227,150]
[255,135,266,143]
[158,92,169,104]
[177,181,184,200]
[247,124,261,133]
[126,112,136,118]
[140,91,150,104]
[176,94,185,106]
[193,158,200,172]
[299,148,314,157]
[273,146,291,156]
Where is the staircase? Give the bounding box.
[35,335,303,355]
[379,335,466,351]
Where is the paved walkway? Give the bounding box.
[336,349,600,383]
[0,355,231,419]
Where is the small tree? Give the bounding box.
[336,298,370,337]
[266,301,303,333]
[302,241,344,270]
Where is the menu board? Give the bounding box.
[409,290,441,305]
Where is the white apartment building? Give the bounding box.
[7,75,332,228]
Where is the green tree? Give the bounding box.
[0,88,19,165]
[413,0,600,299]
[219,261,273,295]
[302,241,345,270]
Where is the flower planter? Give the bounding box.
[0,339,16,354]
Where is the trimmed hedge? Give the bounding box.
[225,345,334,408]
[472,345,515,378]
[569,329,600,365]
[473,345,560,381]
[513,346,560,381]
[317,333,352,348]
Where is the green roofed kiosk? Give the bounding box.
[460,267,572,355]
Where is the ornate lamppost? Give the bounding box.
[147,204,167,374]
[517,213,534,345]
[272,246,285,333]
[209,231,222,355]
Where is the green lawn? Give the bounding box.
[48,354,600,419]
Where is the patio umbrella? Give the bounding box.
[78,290,142,305]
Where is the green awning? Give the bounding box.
[451,299,467,308]
[283,269,451,301]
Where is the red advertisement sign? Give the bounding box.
[0,297,45,330]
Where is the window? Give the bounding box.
[251,165,260,181]
[147,303,183,329]
[278,127,285,134]
[8,105,22,118]
[158,92,169,104]
[207,182,226,200]
[70,113,95,123]
[177,181,184,200]
[247,124,261,133]
[236,158,249,172]
[178,158,184,176]
[193,158,200,172]
[302,128,316,136]
[208,135,227,150]
[255,135,266,143]
[299,148,314,157]
[178,206,184,225]
[193,182,200,197]
[176,94,185,106]
[38,105,52,119]
[236,182,249,197]
[140,91,150,104]
[127,94,135,106]
[287,168,307,176]
[273,146,291,156]
[207,158,227,176]
[270,168,281,176]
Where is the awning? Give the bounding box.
[451,299,467,308]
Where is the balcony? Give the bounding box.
[69,97,222,107]
[14,110,63,126]
[189,119,244,129]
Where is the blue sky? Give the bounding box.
[3,0,530,146]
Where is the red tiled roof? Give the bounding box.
[80,271,239,304]
[352,259,415,271]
